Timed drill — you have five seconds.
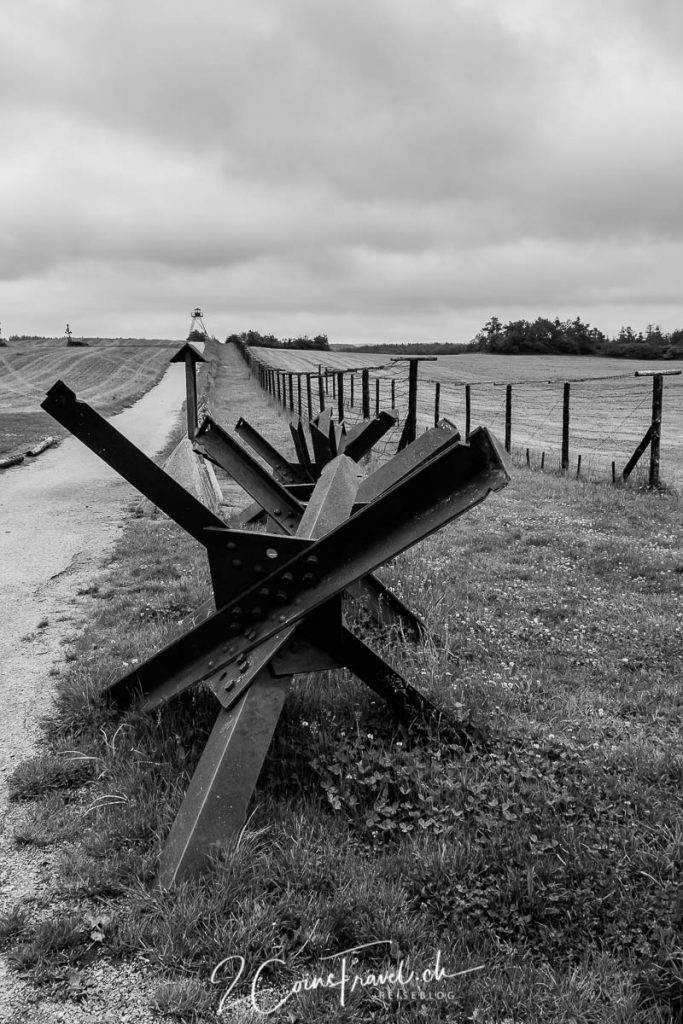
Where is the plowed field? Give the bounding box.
[0,338,176,456]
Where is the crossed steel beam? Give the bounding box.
[234,407,397,484]
[42,380,509,886]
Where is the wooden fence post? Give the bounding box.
[434,383,440,427]
[561,382,570,472]
[649,373,663,489]
[626,370,680,486]
[288,373,294,413]
[395,356,437,450]
[350,373,354,407]
[297,374,302,418]
[391,378,396,407]
[337,371,344,424]
[306,374,313,421]
[318,373,325,411]
[465,385,471,441]
[505,385,512,453]
[375,378,380,416]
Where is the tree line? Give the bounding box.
[330,319,683,359]
[467,317,683,359]
[226,330,330,351]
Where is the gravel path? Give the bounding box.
[0,344,298,1022]
[0,364,186,1023]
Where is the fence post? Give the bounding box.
[434,382,440,427]
[649,373,663,489]
[395,357,436,449]
[631,369,680,487]
[288,373,294,413]
[297,374,302,418]
[337,371,344,424]
[505,385,512,453]
[306,374,313,421]
[391,378,396,407]
[465,385,471,441]
[375,378,380,416]
[332,373,337,399]
[350,373,354,407]
[318,372,325,412]
[362,370,370,419]
[561,382,570,472]
[170,343,204,440]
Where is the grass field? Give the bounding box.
[0,338,177,457]
[254,350,683,486]
[1,345,681,1022]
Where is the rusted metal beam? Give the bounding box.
[340,411,396,461]
[235,417,311,484]
[194,417,304,535]
[157,457,359,885]
[41,381,224,546]
[105,431,509,712]
[289,420,315,478]
[195,414,426,639]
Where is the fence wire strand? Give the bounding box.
[243,347,683,484]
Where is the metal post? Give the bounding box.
[561,382,570,472]
[184,356,199,438]
[362,370,370,419]
[170,343,205,441]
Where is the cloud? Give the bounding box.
[0,0,682,339]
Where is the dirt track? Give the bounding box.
[0,343,297,1022]
[0,363,186,1023]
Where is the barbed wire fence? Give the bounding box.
[234,340,683,489]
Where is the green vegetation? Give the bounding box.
[228,329,330,350]
[330,319,683,359]
[2,456,681,1022]
[470,317,683,359]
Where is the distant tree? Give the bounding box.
[225,330,330,351]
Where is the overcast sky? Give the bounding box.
[1,0,682,344]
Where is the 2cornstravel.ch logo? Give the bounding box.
[210,939,484,1015]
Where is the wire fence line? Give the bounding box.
[235,342,683,488]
